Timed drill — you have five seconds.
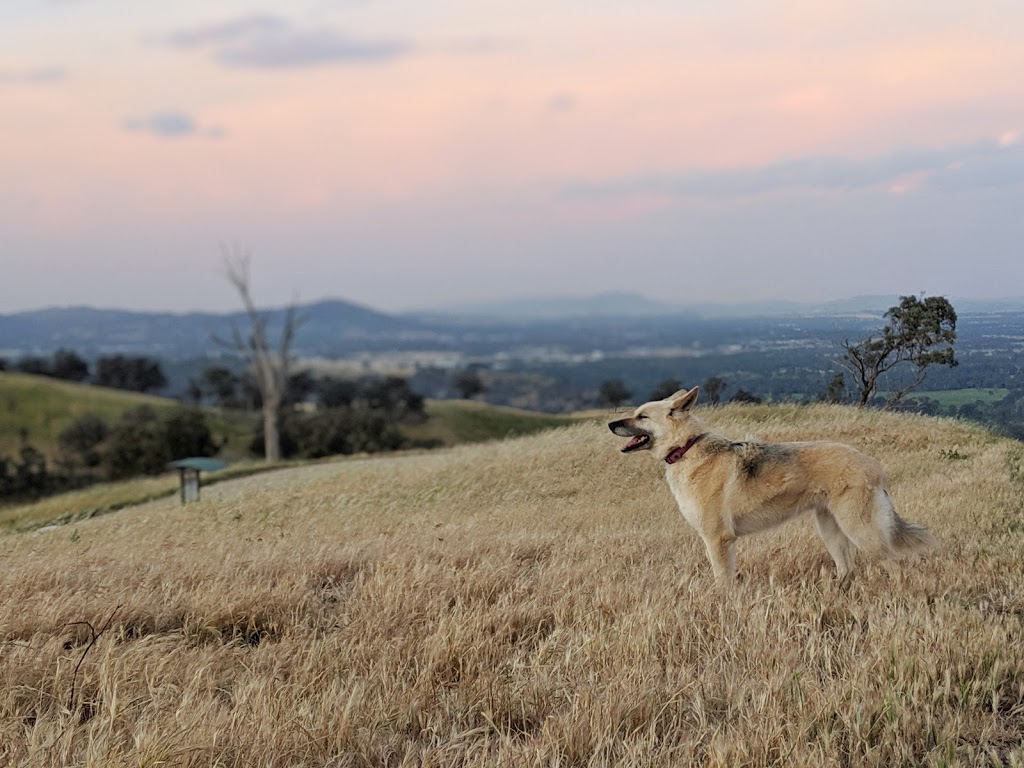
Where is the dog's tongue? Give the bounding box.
[623,435,646,451]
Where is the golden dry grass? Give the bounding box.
[1,404,1023,767]
[0,459,311,534]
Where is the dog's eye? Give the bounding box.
[636,414,648,420]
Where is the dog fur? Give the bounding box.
[608,386,935,587]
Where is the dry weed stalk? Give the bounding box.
[65,605,120,713]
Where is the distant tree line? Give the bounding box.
[595,375,763,407]
[1,348,431,499]
[187,365,429,459]
[0,445,79,500]
[5,349,167,393]
[249,374,427,459]
[188,366,423,414]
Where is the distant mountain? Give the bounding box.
[0,299,415,359]
[2,293,1019,363]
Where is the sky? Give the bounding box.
[2,0,1023,314]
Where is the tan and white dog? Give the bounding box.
[609,387,934,587]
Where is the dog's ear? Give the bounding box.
[668,386,699,417]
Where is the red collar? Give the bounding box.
[665,433,706,465]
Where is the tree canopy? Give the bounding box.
[840,295,958,409]
[598,379,632,407]
[95,355,167,393]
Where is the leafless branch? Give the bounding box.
[219,245,303,461]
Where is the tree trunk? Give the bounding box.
[220,249,301,463]
[262,402,281,462]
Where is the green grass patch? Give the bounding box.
[898,388,1008,409]
[0,372,171,458]
[0,372,258,460]
[406,399,578,446]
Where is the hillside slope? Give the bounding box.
[0,372,171,457]
[0,371,571,462]
[1,405,1022,766]
[0,372,255,459]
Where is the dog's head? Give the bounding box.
[608,386,700,454]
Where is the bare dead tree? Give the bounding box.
[219,246,301,462]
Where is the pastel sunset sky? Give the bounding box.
[2,1,1023,313]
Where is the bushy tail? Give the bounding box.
[891,514,937,554]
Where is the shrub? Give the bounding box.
[250,407,406,459]
[163,408,219,460]
[105,407,217,479]
[58,413,109,468]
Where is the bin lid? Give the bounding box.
[167,458,228,472]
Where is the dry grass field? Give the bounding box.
[1,404,1023,767]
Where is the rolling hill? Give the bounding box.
[1,404,1021,765]
[0,372,575,531]
[0,371,256,460]
[0,372,573,460]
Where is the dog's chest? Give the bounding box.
[666,471,701,528]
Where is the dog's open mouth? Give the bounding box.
[621,434,651,453]
[609,419,652,453]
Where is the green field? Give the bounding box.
[906,388,1009,408]
[0,372,257,459]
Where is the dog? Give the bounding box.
[608,386,935,587]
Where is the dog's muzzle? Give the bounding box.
[608,419,652,452]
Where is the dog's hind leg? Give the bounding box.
[828,486,904,562]
[814,508,856,588]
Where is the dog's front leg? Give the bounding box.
[701,531,738,585]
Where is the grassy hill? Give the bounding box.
[0,372,167,457]
[2,405,1023,766]
[0,372,572,461]
[0,372,256,459]
[0,372,574,531]
[416,398,576,445]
